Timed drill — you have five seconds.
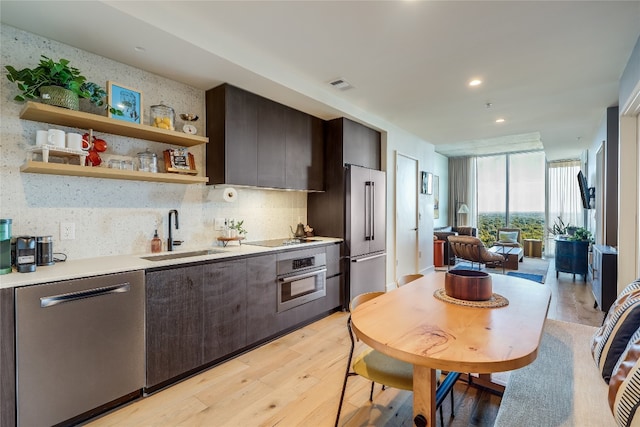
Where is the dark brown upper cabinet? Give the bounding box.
[206,84,324,191]
[307,117,381,239]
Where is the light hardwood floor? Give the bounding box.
[88,257,605,427]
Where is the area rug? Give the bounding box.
[506,271,544,284]
[447,257,550,283]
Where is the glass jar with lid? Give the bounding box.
[137,149,158,173]
[150,103,175,131]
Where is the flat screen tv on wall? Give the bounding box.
[577,170,590,209]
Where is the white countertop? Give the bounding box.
[0,237,342,290]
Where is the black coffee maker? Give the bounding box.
[13,236,36,273]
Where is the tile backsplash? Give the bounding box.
[0,24,307,260]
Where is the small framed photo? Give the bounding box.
[107,81,142,124]
[163,149,198,175]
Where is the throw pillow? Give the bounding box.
[592,280,640,383]
[609,326,640,426]
[498,231,518,244]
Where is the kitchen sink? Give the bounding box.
[141,249,226,261]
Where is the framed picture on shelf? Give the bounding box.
[163,148,198,175]
[107,81,142,124]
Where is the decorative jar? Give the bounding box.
[150,103,175,131]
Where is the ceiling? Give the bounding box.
[2,1,639,161]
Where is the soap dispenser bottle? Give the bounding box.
[151,229,162,253]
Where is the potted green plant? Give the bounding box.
[227,220,247,238]
[568,227,593,243]
[5,55,122,115]
[548,216,570,238]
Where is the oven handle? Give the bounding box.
[279,268,327,283]
[40,283,131,308]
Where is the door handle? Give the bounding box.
[40,283,130,308]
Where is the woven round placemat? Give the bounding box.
[433,288,509,308]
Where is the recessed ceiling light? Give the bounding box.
[495,118,505,123]
[469,79,482,87]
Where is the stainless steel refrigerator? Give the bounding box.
[345,164,386,303]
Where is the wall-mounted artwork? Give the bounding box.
[421,171,433,195]
[434,175,440,219]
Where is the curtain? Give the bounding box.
[448,157,477,228]
[547,159,583,255]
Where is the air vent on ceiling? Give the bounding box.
[329,78,353,91]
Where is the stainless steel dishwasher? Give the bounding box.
[15,271,145,427]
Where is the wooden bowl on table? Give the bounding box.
[444,270,492,301]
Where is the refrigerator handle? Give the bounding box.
[370,181,375,241]
[352,253,386,262]
[365,181,372,241]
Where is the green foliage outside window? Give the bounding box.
[478,212,545,248]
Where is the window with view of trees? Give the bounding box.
[476,151,546,247]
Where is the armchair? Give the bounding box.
[447,235,505,271]
[434,226,478,265]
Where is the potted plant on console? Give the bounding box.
[554,224,592,282]
[5,55,122,115]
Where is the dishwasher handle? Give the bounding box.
[40,283,131,308]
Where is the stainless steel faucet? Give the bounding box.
[168,209,182,251]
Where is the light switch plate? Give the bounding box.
[214,218,225,231]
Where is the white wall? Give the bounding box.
[384,127,436,279]
[617,35,640,290]
[618,115,638,287]
[432,152,449,229]
[0,25,306,260]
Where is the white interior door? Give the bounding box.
[395,153,419,280]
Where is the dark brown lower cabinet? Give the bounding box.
[0,288,16,427]
[145,266,204,389]
[203,259,247,361]
[146,246,340,391]
[246,254,278,343]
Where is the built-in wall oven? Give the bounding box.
[277,249,326,313]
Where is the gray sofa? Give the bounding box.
[433,226,477,265]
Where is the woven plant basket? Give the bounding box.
[39,85,80,110]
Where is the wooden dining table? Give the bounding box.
[350,271,551,427]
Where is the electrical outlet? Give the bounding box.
[214,218,226,231]
[60,222,75,240]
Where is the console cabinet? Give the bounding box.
[555,239,589,282]
[591,244,617,312]
[206,83,324,191]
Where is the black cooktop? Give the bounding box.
[246,238,316,248]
